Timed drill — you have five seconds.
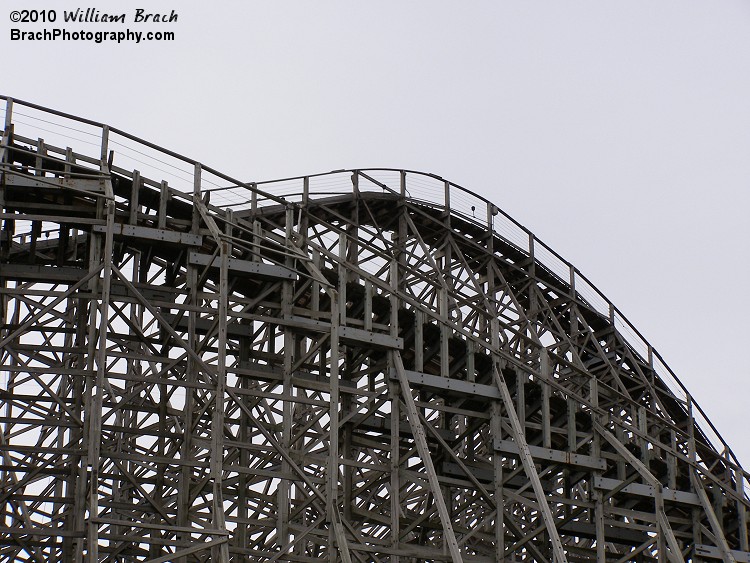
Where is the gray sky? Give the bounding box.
[6,1,750,466]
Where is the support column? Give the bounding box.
[590,378,606,562]
[86,126,115,561]
[278,205,295,549]
[737,468,749,552]
[328,292,349,563]
[491,401,505,562]
[178,164,203,561]
[211,225,230,562]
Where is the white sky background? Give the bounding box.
[4,1,750,466]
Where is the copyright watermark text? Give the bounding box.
[8,8,178,44]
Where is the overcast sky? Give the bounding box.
[5,1,750,466]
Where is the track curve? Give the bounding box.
[1,96,748,562]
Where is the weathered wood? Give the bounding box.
[1,96,747,563]
[393,351,464,563]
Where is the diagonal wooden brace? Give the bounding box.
[595,421,686,563]
[492,365,569,563]
[692,472,737,563]
[393,351,464,563]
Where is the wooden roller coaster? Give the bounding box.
[0,96,748,562]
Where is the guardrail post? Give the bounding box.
[737,467,749,551]
[100,125,109,164]
[569,265,576,297]
[1,98,13,166]
[3,98,12,131]
[351,170,359,196]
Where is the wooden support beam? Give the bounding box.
[92,223,202,246]
[595,421,686,563]
[693,471,737,563]
[494,439,606,471]
[188,250,295,281]
[393,351,464,563]
[492,365,568,563]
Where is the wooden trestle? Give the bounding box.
[0,96,748,562]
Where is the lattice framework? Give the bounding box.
[0,96,748,562]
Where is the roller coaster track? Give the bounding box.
[0,95,748,562]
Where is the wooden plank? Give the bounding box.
[109,281,179,303]
[439,461,551,492]
[284,315,331,333]
[495,439,606,472]
[559,521,649,546]
[339,326,403,350]
[188,250,295,281]
[694,546,750,563]
[594,476,700,506]
[0,264,87,282]
[92,224,202,246]
[391,368,500,399]
[6,174,104,193]
[0,212,104,224]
